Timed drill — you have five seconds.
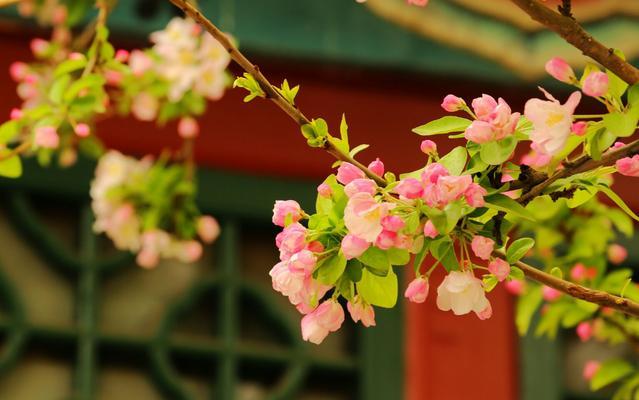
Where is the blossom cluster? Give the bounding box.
[91,151,220,268]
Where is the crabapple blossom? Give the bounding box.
[607,244,628,264]
[436,271,490,317]
[542,286,562,302]
[344,178,377,197]
[545,57,576,83]
[272,200,303,227]
[368,158,384,176]
[505,280,525,296]
[488,258,510,282]
[582,71,609,97]
[344,192,393,243]
[583,361,601,381]
[74,123,90,137]
[197,215,220,243]
[34,126,59,148]
[405,277,429,303]
[616,155,639,177]
[337,162,365,185]
[525,88,581,155]
[347,296,376,327]
[177,117,200,138]
[317,182,332,197]
[301,299,345,344]
[571,121,587,136]
[441,94,465,112]
[570,263,587,281]
[576,321,593,342]
[341,234,369,260]
[471,235,494,261]
[464,95,519,144]
[420,139,437,155]
[423,220,438,239]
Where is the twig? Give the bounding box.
[516,139,639,203]
[496,251,639,318]
[0,141,31,162]
[167,0,387,186]
[509,0,639,85]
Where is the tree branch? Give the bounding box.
[496,251,639,318]
[509,0,639,85]
[167,0,387,187]
[516,139,639,203]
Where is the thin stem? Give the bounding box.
[498,250,639,318]
[0,141,31,161]
[167,0,386,186]
[509,0,639,85]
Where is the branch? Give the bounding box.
[0,141,31,162]
[509,0,639,85]
[516,139,639,204]
[496,251,639,318]
[167,0,387,187]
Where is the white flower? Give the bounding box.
[436,271,490,316]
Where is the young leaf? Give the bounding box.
[591,359,634,391]
[357,268,398,308]
[315,253,347,285]
[438,146,467,175]
[597,185,639,222]
[412,116,471,136]
[275,79,299,105]
[358,247,391,276]
[484,194,536,221]
[479,137,518,165]
[516,286,542,335]
[483,275,498,292]
[506,237,534,263]
[0,151,22,178]
[232,73,265,102]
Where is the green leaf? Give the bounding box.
[509,266,524,280]
[516,286,542,335]
[63,74,106,102]
[506,237,534,263]
[607,208,634,237]
[54,58,87,77]
[483,275,498,292]
[315,253,347,285]
[232,73,265,102]
[607,69,629,101]
[598,185,639,222]
[340,113,349,145]
[438,146,467,175]
[358,247,391,276]
[349,143,369,158]
[628,84,639,107]
[430,237,458,272]
[0,150,23,178]
[0,120,20,144]
[412,116,471,136]
[387,248,410,266]
[275,79,299,105]
[484,193,536,221]
[535,303,570,339]
[591,359,634,391]
[603,111,638,138]
[357,267,398,308]
[479,137,518,165]
[49,74,71,104]
[549,267,563,279]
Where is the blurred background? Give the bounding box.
[0,0,638,399]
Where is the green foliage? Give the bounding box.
[301,118,329,148]
[479,137,518,165]
[516,286,542,335]
[484,194,535,221]
[438,146,467,175]
[315,253,347,285]
[591,360,634,391]
[0,150,22,178]
[506,237,535,263]
[275,79,299,105]
[412,116,471,136]
[233,73,265,102]
[357,268,398,308]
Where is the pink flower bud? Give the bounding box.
[10,108,22,120]
[289,249,317,275]
[375,229,397,250]
[545,57,576,83]
[471,94,498,120]
[347,297,376,327]
[178,117,199,139]
[128,50,153,76]
[69,52,85,61]
[301,299,344,344]
[420,139,437,155]
[441,94,466,112]
[272,200,303,227]
[317,183,332,198]
[471,235,494,261]
[570,263,587,281]
[404,277,429,303]
[381,215,405,232]
[344,178,377,197]
[341,234,369,260]
[616,155,639,177]
[30,38,49,57]
[542,286,561,302]
[582,71,609,97]
[337,162,365,185]
[488,258,510,282]
[34,126,59,149]
[583,361,600,381]
[576,321,593,342]
[607,244,628,264]
[75,123,90,138]
[394,178,423,199]
[368,158,384,176]
[464,120,495,144]
[475,302,493,320]
[423,220,438,239]
[137,249,159,269]
[197,215,220,243]
[177,240,203,263]
[105,70,123,86]
[505,279,524,296]
[571,121,587,136]
[115,49,130,62]
[9,62,28,81]
[612,141,625,150]
[464,183,487,208]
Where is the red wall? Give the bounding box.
[0,30,636,400]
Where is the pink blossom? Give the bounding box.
[368,158,384,176]
[435,175,472,205]
[521,143,552,169]
[175,240,203,263]
[272,200,303,227]
[381,215,405,232]
[471,236,494,260]
[420,139,437,155]
[289,250,317,275]
[105,70,123,86]
[136,249,159,269]
[466,95,519,143]
[441,94,465,112]
[347,297,376,327]
[69,52,84,61]
[464,183,487,207]
[545,57,576,83]
[178,117,199,139]
[464,120,494,144]
[576,321,593,342]
[476,302,493,320]
[571,121,587,136]
[317,183,332,198]
[616,155,639,177]
[542,286,562,302]
[344,193,392,243]
[9,62,28,82]
[472,94,498,120]
[270,261,304,297]
[394,178,423,199]
[525,88,581,155]
[197,215,220,243]
[404,277,429,303]
[276,223,307,259]
[421,163,449,184]
[423,220,438,239]
[30,38,49,57]
[75,123,90,138]
[337,162,365,185]
[608,244,628,264]
[129,50,153,76]
[505,279,525,295]
[612,141,625,151]
[582,71,609,97]
[436,271,490,315]
[375,230,397,250]
[583,361,600,381]
[34,126,59,149]
[344,178,377,197]
[341,234,369,260]
[406,0,428,6]
[131,92,159,121]
[301,299,345,344]
[115,49,130,62]
[10,108,22,120]
[570,263,587,281]
[488,258,510,282]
